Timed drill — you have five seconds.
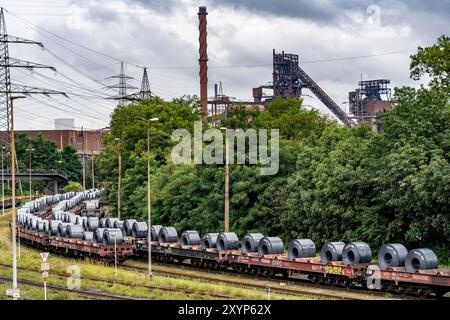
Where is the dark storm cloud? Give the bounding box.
[209,0,370,21]
[210,0,450,21]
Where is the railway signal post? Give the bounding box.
[40,252,49,300]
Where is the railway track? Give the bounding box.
[0,275,138,300]
[122,263,368,300]
[0,263,241,300]
[123,261,437,300]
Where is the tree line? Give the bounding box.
[96,35,450,263]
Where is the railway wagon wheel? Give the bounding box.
[238,265,247,274]
[434,289,448,298]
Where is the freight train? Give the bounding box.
[14,191,450,298]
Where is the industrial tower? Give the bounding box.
[253,50,356,127]
[349,79,392,124]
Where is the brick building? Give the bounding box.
[0,119,109,156]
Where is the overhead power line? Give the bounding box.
[5,9,417,72]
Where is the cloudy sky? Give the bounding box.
[2,0,448,130]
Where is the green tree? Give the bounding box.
[410,35,450,93]
[63,181,83,192]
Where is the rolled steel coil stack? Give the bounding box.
[257,237,284,256]
[181,230,200,246]
[132,222,148,239]
[342,242,372,264]
[102,229,124,245]
[202,233,219,249]
[241,233,264,253]
[288,239,316,260]
[216,232,239,250]
[151,225,163,241]
[320,242,346,263]
[123,219,137,237]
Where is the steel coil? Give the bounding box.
[151,225,163,241]
[62,212,70,222]
[82,218,88,230]
[76,216,87,226]
[48,220,62,236]
[131,222,148,239]
[320,242,346,262]
[29,216,39,230]
[52,210,63,220]
[66,214,77,224]
[113,220,124,229]
[42,220,50,234]
[288,239,316,260]
[216,232,239,251]
[94,228,107,243]
[405,248,438,272]
[106,218,119,228]
[82,231,94,242]
[181,230,200,245]
[102,229,124,245]
[158,227,178,243]
[202,233,219,249]
[377,243,408,270]
[57,223,72,237]
[36,220,45,232]
[342,242,372,264]
[66,224,84,239]
[87,217,99,231]
[99,218,108,228]
[257,237,284,256]
[123,219,138,236]
[241,233,264,253]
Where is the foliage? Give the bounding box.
[63,181,83,193]
[95,36,450,263]
[410,35,449,93]
[4,134,84,195]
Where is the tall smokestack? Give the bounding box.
[198,6,208,123]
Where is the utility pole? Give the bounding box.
[82,127,86,192]
[10,95,25,299]
[91,151,95,189]
[135,116,159,278]
[1,145,4,215]
[115,137,121,219]
[26,147,34,201]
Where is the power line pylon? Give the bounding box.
[105,61,137,106]
[1,7,66,143]
[139,67,152,100]
[0,6,66,302]
[122,67,153,102]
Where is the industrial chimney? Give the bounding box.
[198,6,208,123]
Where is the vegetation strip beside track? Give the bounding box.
[122,262,376,300]
[0,275,138,300]
[0,263,242,299]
